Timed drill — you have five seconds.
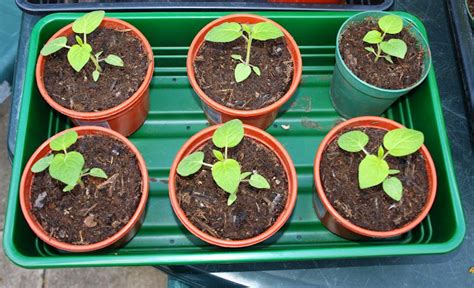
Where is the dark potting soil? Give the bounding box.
[469,0,474,17]
[320,128,428,231]
[43,27,149,112]
[194,37,293,111]
[176,137,289,240]
[339,18,425,90]
[30,135,142,245]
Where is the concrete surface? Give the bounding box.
[0,97,168,287]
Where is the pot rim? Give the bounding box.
[19,126,149,252]
[35,17,154,120]
[168,124,298,248]
[313,116,437,238]
[186,13,303,118]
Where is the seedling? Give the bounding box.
[205,21,284,83]
[40,10,124,82]
[337,128,424,201]
[31,130,108,192]
[177,119,270,206]
[362,14,407,63]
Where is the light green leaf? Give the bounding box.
[213,149,224,161]
[67,44,91,72]
[358,155,389,189]
[383,177,403,201]
[92,70,100,82]
[378,15,404,34]
[249,173,270,189]
[380,39,407,59]
[89,168,107,179]
[63,184,76,192]
[231,54,242,61]
[384,55,394,64]
[95,51,103,58]
[337,131,369,153]
[212,119,244,149]
[205,22,242,43]
[75,35,84,46]
[363,30,383,44]
[227,192,237,206]
[241,24,252,34]
[31,154,54,173]
[235,63,252,83]
[378,146,384,159]
[104,54,124,67]
[384,128,424,157]
[365,47,376,54]
[40,37,67,56]
[49,152,85,186]
[211,159,241,194]
[240,172,252,180]
[251,22,284,41]
[389,169,400,175]
[72,10,105,34]
[252,66,261,76]
[177,152,204,176]
[50,130,78,151]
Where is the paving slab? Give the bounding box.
[0,231,44,288]
[1,95,12,229]
[45,266,167,288]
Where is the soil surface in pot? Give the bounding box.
[30,135,142,245]
[194,37,293,111]
[176,137,288,240]
[339,18,425,90]
[320,127,428,231]
[469,0,474,17]
[43,27,149,112]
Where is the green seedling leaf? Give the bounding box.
[252,22,284,41]
[212,119,244,149]
[104,54,124,67]
[177,152,204,177]
[235,63,252,83]
[40,37,68,56]
[378,146,384,159]
[205,22,242,43]
[63,184,76,192]
[249,173,270,189]
[383,177,403,201]
[50,130,78,151]
[72,10,105,34]
[31,154,54,173]
[365,47,376,53]
[252,66,261,76]
[231,54,242,61]
[227,192,237,206]
[89,168,107,179]
[95,51,103,58]
[212,159,241,194]
[378,15,403,34]
[240,172,252,180]
[389,169,400,175]
[380,39,407,59]
[359,155,389,189]
[363,30,383,44]
[384,55,394,64]
[92,70,100,82]
[75,35,84,46]
[213,149,224,161]
[49,151,85,186]
[241,24,252,34]
[337,131,369,153]
[67,44,92,72]
[384,128,424,157]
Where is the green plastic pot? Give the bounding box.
[331,11,432,118]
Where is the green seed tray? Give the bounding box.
[3,11,465,268]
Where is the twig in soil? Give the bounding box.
[97,173,119,190]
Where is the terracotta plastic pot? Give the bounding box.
[169,124,298,248]
[187,14,302,130]
[313,116,437,239]
[19,126,149,252]
[36,17,154,137]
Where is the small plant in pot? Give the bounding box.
[36,11,154,136]
[20,126,149,252]
[187,14,302,130]
[331,12,432,118]
[169,120,297,247]
[313,116,437,239]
